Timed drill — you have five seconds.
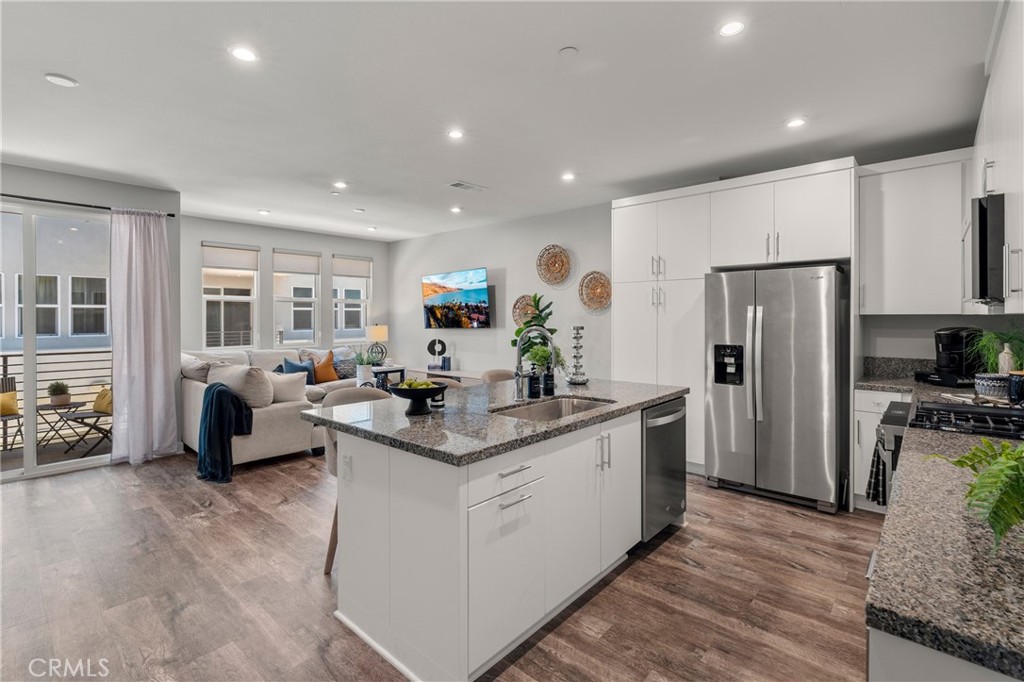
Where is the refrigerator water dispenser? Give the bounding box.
[713,345,744,385]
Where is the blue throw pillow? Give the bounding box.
[282,357,315,386]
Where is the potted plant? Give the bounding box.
[47,381,71,407]
[510,294,566,372]
[353,349,373,385]
[968,328,1024,398]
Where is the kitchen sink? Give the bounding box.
[492,396,614,422]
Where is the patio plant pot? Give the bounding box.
[51,394,71,406]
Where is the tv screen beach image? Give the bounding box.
[422,267,491,329]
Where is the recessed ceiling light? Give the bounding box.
[558,46,580,57]
[69,227,79,232]
[230,46,259,62]
[367,226,377,232]
[446,129,464,140]
[257,209,271,216]
[333,181,348,189]
[718,21,745,37]
[786,117,807,128]
[44,73,79,88]
[353,208,366,213]
[450,206,462,214]
[330,191,340,196]
[561,172,576,182]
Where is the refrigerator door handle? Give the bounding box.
[754,305,765,422]
[745,305,755,420]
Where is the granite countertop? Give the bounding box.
[860,362,1024,679]
[300,378,687,466]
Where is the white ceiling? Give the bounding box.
[1,1,997,241]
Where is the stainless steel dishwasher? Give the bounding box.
[642,397,687,541]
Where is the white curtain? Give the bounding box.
[110,208,179,464]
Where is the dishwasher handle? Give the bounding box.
[647,407,686,427]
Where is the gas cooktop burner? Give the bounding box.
[909,401,1024,440]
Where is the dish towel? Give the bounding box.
[865,437,888,506]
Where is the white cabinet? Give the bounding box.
[610,282,659,386]
[543,427,601,610]
[611,195,709,283]
[859,162,964,314]
[709,170,853,267]
[709,183,775,267]
[468,478,546,672]
[655,280,705,470]
[775,171,852,263]
[611,203,659,283]
[598,414,642,569]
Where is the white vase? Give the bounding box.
[356,365,373,385]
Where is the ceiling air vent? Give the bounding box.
[449,181,488,191]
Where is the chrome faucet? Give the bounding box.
[514,325,554,402]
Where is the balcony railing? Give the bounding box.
[205,330,253,348]
[1,348,112,451]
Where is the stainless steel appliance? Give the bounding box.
[972,193,1007,300]
[866,401,910,508]
[909,401,1024,439]
[704,265,849,512]
[642,397,687,541]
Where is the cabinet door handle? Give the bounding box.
[1012,249,1023,294]
[856,419,861,446]
[498,464,532,479]
[604,433,612,469]
[658,287,664,308]
[651,255,657,276]
[1004,244,1010,298]
[596,436,604,470]
[658,255,665,277]
[775,233,780,260]
[651,287,657,307]
[499,493,533,510]
[765,232,771,260]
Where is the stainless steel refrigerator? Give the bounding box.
[704,265,849,512]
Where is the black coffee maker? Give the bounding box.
[915,327,983,387]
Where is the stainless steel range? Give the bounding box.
[909,401,1024,439]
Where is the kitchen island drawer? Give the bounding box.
[467,440,547,507]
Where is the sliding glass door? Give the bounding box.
[1,203,112,480]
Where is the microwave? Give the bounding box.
[972,193,1006,300]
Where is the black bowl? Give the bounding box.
[389,384,447,416]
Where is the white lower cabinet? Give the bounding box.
[468,478,546,672]
[599,414,643,569]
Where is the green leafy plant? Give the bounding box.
[968,327,1024,373]
[511,294,566,371]
[47,381,69,397]
[353,349,371,366]
[930,439,1024,550]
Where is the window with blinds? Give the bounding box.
[273,249,320,346]
[332,256,372,341]
[202,243,259,349]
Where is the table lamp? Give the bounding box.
[367,324,389,365]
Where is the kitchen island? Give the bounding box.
[857,376,1024,681]
[301,378,687,682]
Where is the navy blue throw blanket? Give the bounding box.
[197,382,253,483]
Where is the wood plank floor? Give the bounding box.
[1,454,882,682]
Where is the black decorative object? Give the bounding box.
[390,385,447,416]
[427,338,447,357]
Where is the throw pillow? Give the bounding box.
[93,387,113,414]
[267,371,307,403]
[314,350,339,383]
[298,348,326,364]
[180,353,212,382]
[332,346,357,378]
[282,357,316,386]
[0,391,18,416]
[208,364,274,408]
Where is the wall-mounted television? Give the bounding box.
[422,267,491,329]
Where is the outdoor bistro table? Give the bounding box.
[37,401,86,449]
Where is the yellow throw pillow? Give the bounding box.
[0,391,17,416]
[93,387,113,414]
[314,350,339,384]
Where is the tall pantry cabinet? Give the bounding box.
[611,194,709,468]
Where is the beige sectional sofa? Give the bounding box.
[180,349,358,465]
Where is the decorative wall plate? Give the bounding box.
[512,295,536,326]
[536,244,572,285]
[578,271,611,310]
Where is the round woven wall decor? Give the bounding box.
[536,244,572,285]
[512,295,536,326]
[578,271,611,310]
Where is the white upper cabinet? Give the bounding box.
[774,170,852,263]
[859,161,964,314]
[657,195,709,280]
[709,169,853,267]
[709,183,775,267]
[611,203,658,283]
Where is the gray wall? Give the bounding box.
[179,216,390,351]
[388,204,612,378]
[862,314,1023,358]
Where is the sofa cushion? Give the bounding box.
[267,371,307,403]
[282,357,315,386]
[249,349,301,372]
[180,353,212,382]
[317,378,359,394]
[314,350,339,383]
[305,385,328,402]
[184,350,249,366]
[208,364,274,408]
